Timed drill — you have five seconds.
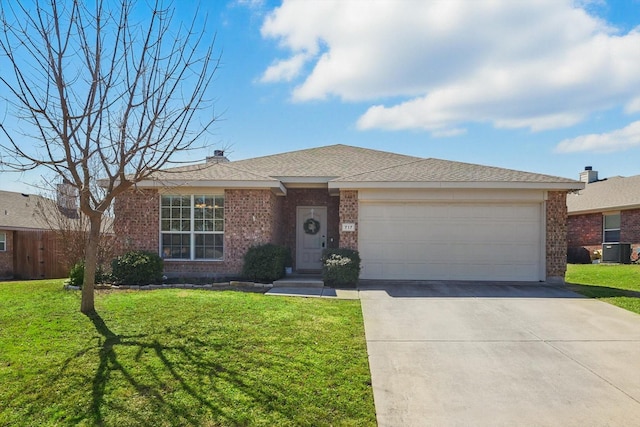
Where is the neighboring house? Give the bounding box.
[0,190,68,279]
[567,167,640,262]
[114,144,582,283]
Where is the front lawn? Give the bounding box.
[565,264,640,315]
[0,280,376,426]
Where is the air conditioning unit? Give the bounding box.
[602,243,631,264]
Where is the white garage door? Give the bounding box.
[359,202,543,281]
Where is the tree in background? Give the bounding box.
[0,0,220,313]
[34,181,117,275]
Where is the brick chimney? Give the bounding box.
[579,166,598,184]
[206,150,229,163]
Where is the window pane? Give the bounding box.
[604,230,620,243]
[159,195,223,261]
[195,233,223,259]
[162,233,190,259]
[0,233,5,251]
[604,214,620,229]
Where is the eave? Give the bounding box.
[329,181,585,191]
[134,179,287,196]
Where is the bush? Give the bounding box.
[567,247,591,264]
[322,248,361,288]
[67,261,107,288]
[242,244,291,283]
[111,250,164,285]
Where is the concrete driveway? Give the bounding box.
[359,281,640,426]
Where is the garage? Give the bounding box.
[358,196,544,281]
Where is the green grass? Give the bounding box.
[0,281,376,426]
[565,264,640,314]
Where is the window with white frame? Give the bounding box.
[0,232,5,251]
[603,213,620,243]
[160,195,224,260]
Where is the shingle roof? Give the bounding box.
[334,158,577,183]
[0,190,49,230]
[148,161,278,182]
[145,144,581,190]
[567,175,640,214]
[230,144,421,178]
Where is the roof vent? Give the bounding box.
[206,150,229,163]
[579,166,598,184]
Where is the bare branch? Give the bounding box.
[0,0,220,313]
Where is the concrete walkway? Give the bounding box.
[359,281,640,427]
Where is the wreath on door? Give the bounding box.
[303,218,320,235]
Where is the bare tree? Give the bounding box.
[0,0,220,313]
[34,181,117,274]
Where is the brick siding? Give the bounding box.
[546,191,568,281]
[114,189,160,254]
[621,209,640,258]
[567,213,601,247]
[338,190,358,250]
[220,189,280,274]
[568,208,640,261]
[0,230,13,278]
[113,188,282,278]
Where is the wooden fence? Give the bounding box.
[13,230,69,279]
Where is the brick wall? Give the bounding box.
[339,190,358,250]
[114,189,160,254]
[567,213,601,247]
[621,209,640,254]
[114,188,283,278]
[568,209,640,261]
[219,189,280,274]
[0,230,13,278]
[280,188,339,269]
[546,191,568,282]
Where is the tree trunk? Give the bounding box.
[80,214,102,314]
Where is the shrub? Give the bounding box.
[111,250,164,285]
[67,261,108,288]
[567,247,591,264]
[322,248,361,288]
[242,244,291,283]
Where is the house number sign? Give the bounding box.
[342,223,356,232]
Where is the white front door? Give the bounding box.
[296,206,327,271]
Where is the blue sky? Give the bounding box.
[2,0,640,193]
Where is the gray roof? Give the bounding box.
[149,161,279,182]
[0,190,114,232]
[334,158,577,183]
[144,144,581,190]
[0,190,50,230]
[231,144,420,178]
[567,175,640,214]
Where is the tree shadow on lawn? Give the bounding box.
[565,283,640,299]
[83,312,322,426]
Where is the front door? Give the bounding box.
[296,206,327,271]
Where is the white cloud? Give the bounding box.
[259,53,309,83]
[260,0,640,135]
[234,0,265,9]
[555,120,640,153]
